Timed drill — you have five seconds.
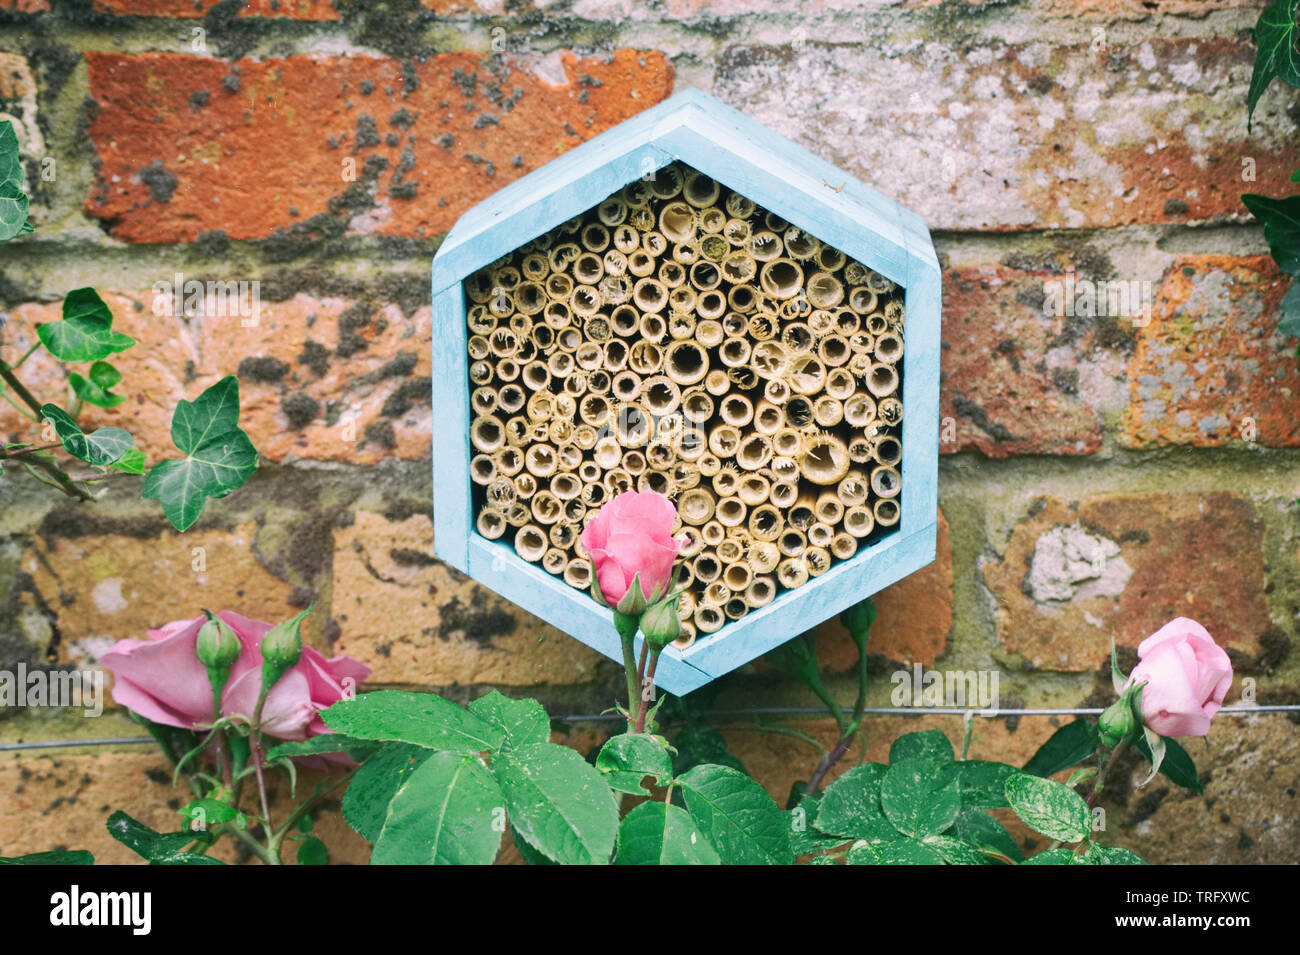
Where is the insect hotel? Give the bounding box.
[431,89,940,694]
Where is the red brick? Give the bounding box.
[0,291,432,465]
[93,0,337,16]
[1122,256,1300,448]
[714,37,1298,231]
[0,0,49,11]
[83,51,673,243]
[940,266,1128,457]
[984,493,1271,671]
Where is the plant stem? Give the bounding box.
[805,626,871,796]
[6,442,61,456]
[1087,738,1128,810]
[613,612,641,731]
[635,649,661,734]
[0,361,44,418]
[10,341,39,369]
[225,824,278,866]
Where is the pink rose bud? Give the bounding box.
[580,490,683,616]
[1125,617,1233,738]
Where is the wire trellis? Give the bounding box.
[1,704,1295,752]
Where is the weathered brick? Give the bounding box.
[20,523,298,663]
[0,752,369,864]
[713,37,1298,231]
[0,291,432,465]
[1122,256,1300,448]
[983,493,1272,671]
[0,0,50,12]
[83,51,673,242]
[93,0,339,17]
[940,266,1129,457]
[808,509,954,670]
[0,53,42,163]
[330,512,607,686]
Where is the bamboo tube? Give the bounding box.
[495,446,524,477]
[629,340,663,375]
[694,604,724,634]
[706,369,732,395]
[884,300,904,326]
[772,427,803,458]
[542,547,567,575]
[548,243,580,272]
[806,271,844,309]
[807,522,834,549]
[513,471,538,500]
[745,576,776,608]
[477,507,507,540]
[531,324,555,351]
[681,388,713,424]
[600,274,632,306]
[642,231,668,258]
[723,597,748,621]
[789,490,817,530]
[664,312,693,341]
[613,223,639,252]
[778,527,807,557]
[678,487,715,526]
[660,202,696,245]
[664,340,709,386]
[738,473,770,508]
[603,340,629,372]
[844,505,875,538]
[580,222,610,253]
[813,396,843,428]
[805,546,831,577]
[749,400,781,436]
[701,520,725,546]
[735,432,773,471]
[751,341,788,378]
[711,466,740,498]
[622,449,647,476]
[554,393,576,419]
[769,481,798,510]
[638,376,677,418]
[848,286,878,314]
[776,557,809,589]
[471,387,498,417]
[522,360,550,392]
[693,551,722,584]
[866,363,899,398]
[524,443,557,479]
[787,355,826,395]
[746,503,782,542]
[809,309,836,337]
[674,525,702,559]
[683,171,720,208]
[748,311,777,342]
[874,435,902,467]
[830,532,857,560]
[515,524,548,562]
[724,216,752,248]
[673,621,697,651]
[874,331,904,363]
[529,488,561,524]
[697,290,726,320]
[557,328,582,353]
[817,246,846,272]
[847,436,872,464]
[784,226,819,260]
[623,178,653,207]
[638,469,673,496]
[717,537,744,565]
[722,250,757,284]
[874,498,900,527]
[817,334,851,368]
[470,454,496,485]
[564,558,591,590]
[871,465,901,499]
[650,164,686,200]
[617,404,652,447]
[469,360,493,385]
[612,370,641,403]
[627,250,655,277]
[708,425,742,458]
[550,472,581,502]
[700,232,728,261]
[564,499,586,524]
[467,334,492,361]
[633,277,668,313]
[603,469,633,496]
[690,260,722,291]
[749,230,781,262]
[505,502,531,527]
[471,416,506,454]
[703,581,732,608]
[878,397,903,426]
[865,311,889,336]
[580,482,605,508]
[715,496,747,528]
[824,367,855,401]
[760,258,803,299]
[746,541,778,575]
[815,490,844,525]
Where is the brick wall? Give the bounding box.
[0,0,1297,864]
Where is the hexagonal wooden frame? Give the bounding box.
[431,89,940,695]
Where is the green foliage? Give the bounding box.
[467,690,550,749]
[676,763,793,865]
[1003,773,1091,844]
[596,733,673,795]
[0,849,93,865]
[142,376,259,531]
[1249,0,1300,125]
[69,361,126,408]
[616,801,720,865]
[41,403,133,467]
[105,810,224,865]
[1023,719,1100,778]
[37,289,136,363]
[322,690,504,753]
[371,751,504,865]
[813,764,895,842]
[1132,732,1203,794]
[0,120,33,240]
[297,836,329,866]
[263,734,381,763]
[342,743,433,844]
[494,742,620,865]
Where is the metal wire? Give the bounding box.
[0,704,1293,752]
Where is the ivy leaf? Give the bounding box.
[1249,0,1300,127]
[0,120,32,241]
[1242,193,1300,275]
[109,448,146,474]
[69,360,125,408]
[142,376,259,531]
[37,288,136,362]
[40,403,133,466]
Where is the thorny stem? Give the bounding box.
[635,649,661,734]
[614,612,641,732]
[805,627,871,797]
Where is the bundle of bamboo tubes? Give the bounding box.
[465,162,906,649]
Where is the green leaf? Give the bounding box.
[881,758,962,838]
[846,838,946,865]
[321,691,504,754]
[109,447,146,474]
[371,751,504,865]
[787,797,850,857]
[1077,843,1147,865]
[105,810,223,865]
[40,404,133,467]
[494,742,619,865]
[889,729,954,769]
[669,723,747,776]
[264,733,381,763]
[1139,722,1167,788]
[512,826,555,866]
[142,376,258,531]
[178,798,245,830]
[297,836,329,866]
[1279,281,1300,338]
[596,733,673,795]
[1066,766,1099,787]
[0,849,94,865]
[813,763,895,841]
[1242,192,1300,275]
[1021,847,1080,865]
[1249,0,1300,126]
[950,807,1024,863]
[467,690,550,749]
[677,763,793,865]
[923,834,989,865]
[37,288,136,362]
[1132,733,1202,794]
[1024,719,1100,778]
[69,361,125,409]
[1004,772,1091,843]
[943,760,1016,810]
[342,743,433,844]
[0,120,31,241]
[615,801,721,865]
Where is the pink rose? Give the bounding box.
[580,490,683,615]
[101,611,370,743]
[1125,617,1233,737]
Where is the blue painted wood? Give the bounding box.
[430,88,942,696]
